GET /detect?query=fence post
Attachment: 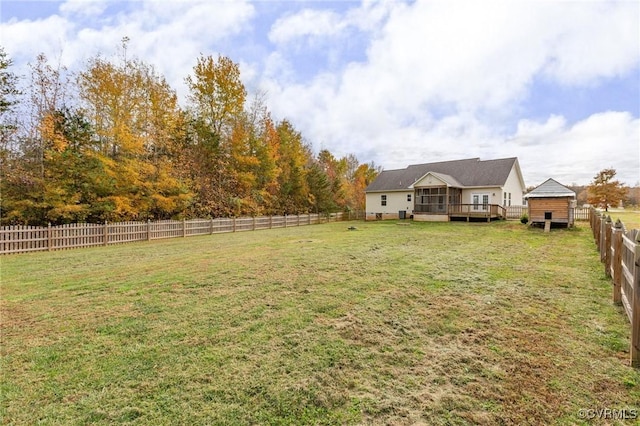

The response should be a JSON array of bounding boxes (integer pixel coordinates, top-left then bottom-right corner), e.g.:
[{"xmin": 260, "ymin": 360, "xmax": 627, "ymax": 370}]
[
  {"xmin": 632, "ymin": 233, "xmax": 640, "ymax": 368},
  {"xmin": 233, "ymin": 217, "xmax": 236, "ymax": 232},
  {"xmin": 253, "ymin": 216, "xmax": 256, "ymax": 231},
  {"xmin": 284, "ymin": 214, "xmax": 287, "ymax": 228},
  {"xmin": 612, "ymin": 220, "xmax": 623, "ymax": 304},
  {"xmin": 600, "ymin": 213, "xmax": 608, "ymax": 261},
  {"xmin": 103, "ymin": 221, "xmax": 108, "ymax": 246},
  {"xmin": 147, "ymin": 219, "xmax": 151, "ymax": 241},
  {"xmin": 47, "ymin": 223, "xmax": 52, "ymax": 252},
  {"xmin": 182, "ymin": 219, "xmax": 186, "ymax": 237},
  {"xmin": 269, "ymin": 215, "xmax": 273, "ymax": 229},
  {"xmin": 604, "ymin": 216, "xmax": 613, "ymax": 276},
  {"xmin": 210, "ymin": 218, "xmax": 214, "ymax": 235}
]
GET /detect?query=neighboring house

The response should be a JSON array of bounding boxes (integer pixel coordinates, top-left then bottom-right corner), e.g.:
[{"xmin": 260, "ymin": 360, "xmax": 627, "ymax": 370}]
[
  {"xmin": 524, "ymin": 178, "xmax": 577, "ymax": 227},
  {"xmin": 365, "ymin": 157, "xmax": 525, "ymax": 221}
]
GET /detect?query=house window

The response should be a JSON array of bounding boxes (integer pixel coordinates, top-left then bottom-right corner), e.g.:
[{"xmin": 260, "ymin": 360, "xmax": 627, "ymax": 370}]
[
  {"xmin": 381, "ymin": 195, "xmax": 387, "ymax": 206},
  {"xmin": 407, "ymin": 194, "xmax": 412, "ymax": 202},
  {"xmin": 508, "ymin": 193, "xmax": 512, "ymax": 206},
  {"xmin": 503, "ymin": 193, "xmax": 507, "ymax": 206}
]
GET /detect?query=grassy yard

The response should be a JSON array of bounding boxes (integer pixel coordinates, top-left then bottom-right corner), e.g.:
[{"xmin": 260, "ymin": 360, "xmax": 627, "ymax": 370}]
[
  {"xmin": 2, "ymin": 220, "xmax": 639, "ymax": 425},
  {"xmin": 602, "ymin": 209, "xmax": 640, "ymax": 230}
]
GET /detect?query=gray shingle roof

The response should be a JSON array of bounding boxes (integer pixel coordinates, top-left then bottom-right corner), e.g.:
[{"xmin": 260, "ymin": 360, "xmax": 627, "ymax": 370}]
[
  {"xmin": 524, "ymin": 178, "xmax": 576, "ymax": 198},
  {"xmin": 366, "ymin": 157, "xmax": 518, "ymax": 192}
]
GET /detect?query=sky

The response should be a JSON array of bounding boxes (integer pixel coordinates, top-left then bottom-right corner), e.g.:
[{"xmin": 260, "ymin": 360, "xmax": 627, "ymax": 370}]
[{"xmin": 1, "ymin": 0, "xmax": 639, "ymax": 186}]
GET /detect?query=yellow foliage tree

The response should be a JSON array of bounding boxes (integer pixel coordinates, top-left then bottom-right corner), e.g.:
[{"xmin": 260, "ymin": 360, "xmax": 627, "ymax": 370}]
[{"xmin": 78, "ymin": 47, "xmax": 190, "ymax": 221}]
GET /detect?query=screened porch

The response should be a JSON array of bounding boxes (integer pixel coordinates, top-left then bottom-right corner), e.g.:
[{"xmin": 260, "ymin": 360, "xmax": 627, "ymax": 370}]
[
  {"xmin": 413, "ymin": 187, "xmax": 461, "ymax": 214},
  {"xmin": 412, "ymin": 186, "xmax": 505, "ymax": 221}
]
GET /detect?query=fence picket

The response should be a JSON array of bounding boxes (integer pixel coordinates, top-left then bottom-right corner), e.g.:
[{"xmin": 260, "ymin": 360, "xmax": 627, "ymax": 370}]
[
  {"xmin": 590, "ymin": 207, "xmax": 639, "ymax": 368},
  {"xmin": 0, "ymin": 212, "xmax": 350, "ymax": 255}
]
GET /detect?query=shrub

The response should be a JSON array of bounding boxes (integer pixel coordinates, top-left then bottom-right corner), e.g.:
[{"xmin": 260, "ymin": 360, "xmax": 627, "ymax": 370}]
[{"xmin": 520, "ymin": 213, "xmax": 529, "ymax": 224}]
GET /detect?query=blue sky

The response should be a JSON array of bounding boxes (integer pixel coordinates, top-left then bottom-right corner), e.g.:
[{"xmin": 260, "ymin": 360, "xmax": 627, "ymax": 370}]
[{"xmin": 2, "ymin": 0, "xmax": 639, "ymax": 186}]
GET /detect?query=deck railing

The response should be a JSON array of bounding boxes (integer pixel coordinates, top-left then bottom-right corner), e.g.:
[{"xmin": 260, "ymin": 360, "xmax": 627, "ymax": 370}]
[
  {"xmin": 448, "ymin": 204, "xmax": 506, "ymax": 219},
  {"xmin": 413, "ymin": 204, "xmax": 506, "ymax": 218}
]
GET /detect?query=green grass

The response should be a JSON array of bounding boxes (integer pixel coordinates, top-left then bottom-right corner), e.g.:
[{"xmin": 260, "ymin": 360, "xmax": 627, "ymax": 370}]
[
  {"xmin": 602, "ymin": 209, "xmax": 640, "ymax": 230},
  {"xmin": 2, "ymin": 220, "xmax": 639, "ymax": 425}
]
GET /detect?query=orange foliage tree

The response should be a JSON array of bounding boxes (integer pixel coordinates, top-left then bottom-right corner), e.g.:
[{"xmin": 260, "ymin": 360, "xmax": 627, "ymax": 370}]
[{"xmin": 587, "ymin": 168, "xmax": 628, "ymax": 211}]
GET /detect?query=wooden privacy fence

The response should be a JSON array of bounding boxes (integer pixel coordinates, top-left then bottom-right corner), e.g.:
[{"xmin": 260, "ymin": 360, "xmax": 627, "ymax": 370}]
[
  {"xmin": 590, "ymin": 208, "xmax": 640, "ymax": 367},
  {"xmin": 0, "ymin": 213, "xmax": 348, "ymax": 255}
]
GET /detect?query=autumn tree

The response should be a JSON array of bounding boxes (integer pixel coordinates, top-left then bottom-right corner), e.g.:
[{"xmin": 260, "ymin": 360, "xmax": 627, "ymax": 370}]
[
  {"xmin": 0, "ymin": 47, "xmax": 24, "ymax": 224},
  {"xmin": 627, "ymin": 185, "xmax": 640, "ymax": 207},
  {"xmin": 225, "ymin": 95, "xmax": 284, "ymax": 216},
  {"xmin": 1, "ymin": 53, "xmax": 76, "ymax": 224},
  {"xmin": 0, "ymin": 47, "xmax": 20, "ymax": 148},
  {"xmin": 253, "ymin": 111, "xmax": 282, "ymax": 214},
  {"xmin": 587, "ymin": 168, "xmax": 628, "ymax": 211},
  {"xmin": 78, "ymin": 44, "xmax": 190, "ymax": 221},
  {"xmin": 36, "ymin": 108, "xmax": 106, "ymax": 223},
  {"xmin": 2, "ymin": 48, "xmax": 375, "ymax": 223},
  {"xmin": 184, "ymin": 54, "xmax": 248, "ymax": 217},
  {"xmin": 27, "ymin": 53, "xmax": 70, "ymax": 178},
  {"xmin": 276, "ymin": 119, "xmax": 311, "ymax": 213},
  {"xmin": 350, "ymin": 162, "xmax": 381, "ymax": 210},
  {"xmin": 306, "ymin": 160, "xmax": 333, "ymax": 213},
  {"xmin": 185, "ymin": 54, "xmax": 246, "ymax": 137}
]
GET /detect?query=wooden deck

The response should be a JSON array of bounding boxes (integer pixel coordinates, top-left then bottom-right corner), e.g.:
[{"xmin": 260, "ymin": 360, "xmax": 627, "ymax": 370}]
[
  {"xmin": 448, "ymin": 204, "xmax": 506, "ymax": 221},
  {"xmin": 413, "ymin": 204, "xmax": 506, "ymax": 222}
]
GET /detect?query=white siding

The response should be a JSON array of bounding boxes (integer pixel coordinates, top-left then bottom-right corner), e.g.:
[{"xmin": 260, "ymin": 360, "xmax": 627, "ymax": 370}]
[
  {"xmin": 365, "ymin": 191, "xmax": 412, "ymax": 220},
  {"xmin": 461, "ymin": 187, "xmax": 501, "ymax": 205},
  {"xmin": 501, "ymin": 164, "xmax": 525, "ymax": 205}
]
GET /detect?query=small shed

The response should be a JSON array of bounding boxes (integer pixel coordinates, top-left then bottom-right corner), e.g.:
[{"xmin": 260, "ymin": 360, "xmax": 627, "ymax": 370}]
[{"xmin": 524, "ymin": 178, "xmax": 577, "ymax": 228}]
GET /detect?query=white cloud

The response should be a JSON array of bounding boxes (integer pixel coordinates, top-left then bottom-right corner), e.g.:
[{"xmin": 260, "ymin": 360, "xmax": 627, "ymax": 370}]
[
  {"xmin": 1, "ymin": 0, "xmax": 256, "ymax": 101},
  {"xmin": 1, "ymin": 0, "xmax": 638, "ymax": 188},
  {"xmin": 1, "ymin": 15, "xmax": 72, "ymax": 66},
  {"xmin": 261, "ymin": 0, "xmax": 639, "ymax": 186},
  {"xmin": 268, "ymin": 1, "xmax": 391, "ymax": 46},
  {"xmin": 542, "ymin": 2, "xmax": 640, "ymax": 85},
  {"xmin": 59, "ymin": 0, "xmax": 109, "ymax": 18},
  {"xmin": 269, "ymin": 9, "xmax": 345, "ymax": 45},
  {"xmin": 507, "ymin": 112, "xmax": 639, "ymax": 186},
  {"xmin": 510, "ymin": 115, "xmax": 568, "ymax": 147}
]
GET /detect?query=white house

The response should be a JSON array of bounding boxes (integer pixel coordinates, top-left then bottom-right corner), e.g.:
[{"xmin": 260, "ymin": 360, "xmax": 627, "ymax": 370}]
[{"xmin": 365, "ymin": 157, "xmax": 526, "ymax": 221}]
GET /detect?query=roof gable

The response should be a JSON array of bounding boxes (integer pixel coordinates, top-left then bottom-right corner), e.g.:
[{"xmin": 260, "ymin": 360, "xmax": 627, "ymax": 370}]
[
  {"xmin": 411, "ymin": 172, "xmax": 462, "ymax": 188},
  {"xmin": 524, "ymin": 178, "xmax": 576, "ymax": 198},
  {"xmin": 366, "ymin": 157, "xmax": 518, "ymax": 192}
]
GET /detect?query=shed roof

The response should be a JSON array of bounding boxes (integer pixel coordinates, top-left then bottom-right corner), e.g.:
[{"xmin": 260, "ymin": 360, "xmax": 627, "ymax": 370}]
[
  {"xmin": 524, "ymin": 178, "xmax": 576, "ymax": 199},
  {"xmin": 366, "ymin": 157, "xmax": 518, "ymax": 192}
]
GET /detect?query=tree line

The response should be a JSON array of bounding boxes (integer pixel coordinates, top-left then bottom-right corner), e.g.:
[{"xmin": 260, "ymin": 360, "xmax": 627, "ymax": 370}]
[{"xmin": 0, "ymin": 43, "xmax": 380, "ymax": 226}]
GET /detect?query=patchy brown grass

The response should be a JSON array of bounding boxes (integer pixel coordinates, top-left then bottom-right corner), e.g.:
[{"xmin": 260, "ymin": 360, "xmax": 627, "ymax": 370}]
[{"xmin": 1, "ymin": 220, "xmax": 638, "ymax": 425}]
